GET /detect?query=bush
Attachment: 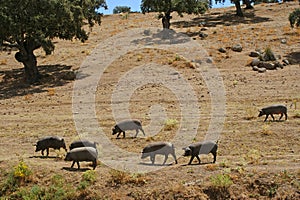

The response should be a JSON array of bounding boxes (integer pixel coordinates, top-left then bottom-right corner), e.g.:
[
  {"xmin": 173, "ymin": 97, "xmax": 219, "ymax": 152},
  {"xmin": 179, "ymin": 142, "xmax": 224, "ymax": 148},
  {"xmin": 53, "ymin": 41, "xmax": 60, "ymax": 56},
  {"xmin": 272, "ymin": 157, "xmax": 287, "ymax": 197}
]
[
  {"xmin": 0, "ymin": 160, "xmax": 32, "ymax": 195},
  {"xmin": 289, "ymin": 8, "xmax": 300, "ymax": 28},
  {"xmin": 164, "ymin": 119, "xmax": 178, "ymax": 131},
  {"xmin": 210, "ymin": 174, "xmax": 233, "ymax": 188}
]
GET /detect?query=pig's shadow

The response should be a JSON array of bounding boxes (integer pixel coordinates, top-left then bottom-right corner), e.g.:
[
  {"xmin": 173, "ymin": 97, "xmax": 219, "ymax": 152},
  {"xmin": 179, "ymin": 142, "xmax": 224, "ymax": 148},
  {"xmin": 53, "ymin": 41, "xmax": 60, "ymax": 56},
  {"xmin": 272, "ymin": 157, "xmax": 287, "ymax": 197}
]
[
  {"xmin": 29, "ymin": 155, "xmax": 59, "ymax": 159},
  {"xmin": 181, "ymin": 162, "xmax": 214, "ymax": 166},
  {"xmin": 62, "ymin": 167, "xmax": 91, "ymax": 172},
  {"xmin": 261, "ymin": 119, "xmax": 286, "ymax": 123},
  {"xmin": 139, "ymin": 162, "xmax": 175, "ymax": 166}
]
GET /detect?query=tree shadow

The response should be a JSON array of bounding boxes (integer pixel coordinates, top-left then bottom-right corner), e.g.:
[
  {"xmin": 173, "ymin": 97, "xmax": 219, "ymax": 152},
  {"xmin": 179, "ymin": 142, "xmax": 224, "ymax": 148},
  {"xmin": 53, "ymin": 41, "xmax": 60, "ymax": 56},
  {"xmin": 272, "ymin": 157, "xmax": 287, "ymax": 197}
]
[
  {"xmin": 131, "ymin": 28, "xmax": 191, "ymax": 46},
  {"xmin": 172, "ymin": 9, "xmax": 271, "ymax": 29},
  {"xmin": 0, "ymin": 64, "xmax": 76, "ymax": 100}
]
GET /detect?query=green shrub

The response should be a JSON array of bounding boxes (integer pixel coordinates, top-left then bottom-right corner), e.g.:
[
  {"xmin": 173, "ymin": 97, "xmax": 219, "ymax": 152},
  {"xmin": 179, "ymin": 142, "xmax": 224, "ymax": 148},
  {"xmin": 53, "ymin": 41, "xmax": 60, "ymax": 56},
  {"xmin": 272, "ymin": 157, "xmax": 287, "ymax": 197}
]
[
  {"xmin": 0, "ymin": 160, "xmax": 32, "ymax": 195},
  {"xmin": 261, "ymin": 46, "xmax": 276, "ymax": 61},
  {"xmin": 210, "ymin": 174, "xmax": 233, "ymax": 188},
  {"xmin": 164, "ymin": 119, "xmax": 178, "ymax": 131},
  {"xmin": 77, "ymin": 170, "xmax": 97, "ymax": 191}
]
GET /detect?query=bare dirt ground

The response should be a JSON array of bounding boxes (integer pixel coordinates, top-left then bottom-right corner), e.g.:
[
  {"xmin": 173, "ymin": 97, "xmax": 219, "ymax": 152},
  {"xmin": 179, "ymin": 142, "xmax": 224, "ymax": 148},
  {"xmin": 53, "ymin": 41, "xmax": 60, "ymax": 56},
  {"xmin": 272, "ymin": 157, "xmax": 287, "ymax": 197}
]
[{"xmin": 0, "ymin": 2, "xmax": 300, "ymax": 199}]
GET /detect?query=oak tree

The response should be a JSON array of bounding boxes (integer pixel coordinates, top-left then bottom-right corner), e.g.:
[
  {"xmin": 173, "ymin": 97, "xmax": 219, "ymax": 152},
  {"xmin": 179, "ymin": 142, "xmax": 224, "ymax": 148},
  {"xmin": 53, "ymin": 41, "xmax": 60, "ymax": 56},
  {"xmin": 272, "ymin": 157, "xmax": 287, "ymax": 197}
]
[
  {"xmin": 141, "ymin": 0, "xmax": 208, "ymax": 29},
  {"xmin": 0, "ymin": 0, "xmax": 107, "ymax": 83}
]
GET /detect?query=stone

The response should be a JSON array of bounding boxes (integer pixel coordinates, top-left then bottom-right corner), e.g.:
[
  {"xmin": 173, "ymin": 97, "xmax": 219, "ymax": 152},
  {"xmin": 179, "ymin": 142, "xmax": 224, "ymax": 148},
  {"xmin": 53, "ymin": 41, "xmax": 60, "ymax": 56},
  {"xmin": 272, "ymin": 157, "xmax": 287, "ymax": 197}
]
[
  {"xmin": 200, "ymin": 27, "xmax": 208, "ymax": 31},
  {"xmin": 252, "ymin": 66, "xmax": 259, "ymax": 71},
  {"xmin": 251, "ymin": 58, "xmax": 261, "ymax": 66},
  {"xmin": 249, "ymin": 51, "xmax": 260, "ymax": 57},
  {"xmin": 259, "ymin": 62, "xmax": 276, "ymax": 70},
  {"xmin": 258, "ymin": 67, "xmax": 266, "ymax": 73},
  {"xmin": 218, "ymin": 47, "xmax": 226, "ymax": 53},
  {"xmin": 282, "ymin": 59, "xmax": 290, "ymax": 65},
  {"xmin": 232, "ymin": 44, "xmax": 243, "ymax": 52},
  {"xmin": 199, "ymin": 32, "xmax": 208, "ymax": 38},
  {"xmin": 274, "ymin": 61, "xmax": 283, "ymax": 69},
  {"xmin": 281, "ymin": 39, "xmax": 287, "ymax": 44}
]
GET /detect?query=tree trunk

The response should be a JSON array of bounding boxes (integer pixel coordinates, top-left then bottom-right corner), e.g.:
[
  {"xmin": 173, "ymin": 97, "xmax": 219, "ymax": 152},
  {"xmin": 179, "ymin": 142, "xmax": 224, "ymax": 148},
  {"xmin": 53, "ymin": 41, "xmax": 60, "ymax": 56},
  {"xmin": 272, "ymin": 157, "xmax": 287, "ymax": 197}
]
[
  {"xmin": 162, "ymin": 12, "xmax": 172, "ymax": 29},
  {"xmin": 15, "ymin": 50, "xmax": 39, "ymax": 84},
  {"xmin": 234, "ymin": 0, "xmax": 244, "ymax": 17},
  {"xmin": 243, "ymin": 0, "xmax": 254, "ymax": 9}
]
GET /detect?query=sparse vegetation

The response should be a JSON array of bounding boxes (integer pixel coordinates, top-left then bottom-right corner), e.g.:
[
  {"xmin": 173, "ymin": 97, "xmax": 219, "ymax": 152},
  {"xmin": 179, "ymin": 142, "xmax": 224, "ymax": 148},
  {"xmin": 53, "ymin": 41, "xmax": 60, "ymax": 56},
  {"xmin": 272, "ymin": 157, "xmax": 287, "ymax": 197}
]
[
  {"xmin": 108, "ymin": 169, "xmax": 148, "ymax": 187},
  {"xmin": 0, "ymin": 160, "xmax": 32, "ymax": 196},
  {"xmin": 261, "ymin": 124, "xmax": 273, "ymax": 135},
  {"xmin": 163, "ymin": 118, "xmax": 178, "ymax": 131},
  {"xmin": 210, "ymin": 174, "xmax": 233, "ymax": 188}
]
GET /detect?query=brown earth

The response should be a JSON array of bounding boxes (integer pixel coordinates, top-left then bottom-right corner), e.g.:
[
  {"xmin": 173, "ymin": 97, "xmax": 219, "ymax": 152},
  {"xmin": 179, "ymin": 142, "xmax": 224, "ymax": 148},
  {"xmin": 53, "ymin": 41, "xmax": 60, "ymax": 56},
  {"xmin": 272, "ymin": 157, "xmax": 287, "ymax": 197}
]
[{"xmin": 0, "ymin": 2, "xmax": 300, "ymax": 199}]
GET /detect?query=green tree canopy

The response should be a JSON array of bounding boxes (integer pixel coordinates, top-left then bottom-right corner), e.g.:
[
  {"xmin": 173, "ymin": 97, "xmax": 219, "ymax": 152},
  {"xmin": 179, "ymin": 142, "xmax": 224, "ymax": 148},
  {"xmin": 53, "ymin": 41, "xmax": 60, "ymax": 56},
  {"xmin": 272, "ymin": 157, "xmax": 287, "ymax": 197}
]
[
  {"xmin": 0, "ymin": 0, "xmax": 107, "ymax": 84},
  {"xmin": 113, "ymin": 6, "xmax": 131, "ymax": 14},
  {"xmin": 289, "ymin": 8, "xmax": 300, "ymax": 28},
  {"xmin": 141, "ymin": 0, "xmax": 209, "ymax": 29}
]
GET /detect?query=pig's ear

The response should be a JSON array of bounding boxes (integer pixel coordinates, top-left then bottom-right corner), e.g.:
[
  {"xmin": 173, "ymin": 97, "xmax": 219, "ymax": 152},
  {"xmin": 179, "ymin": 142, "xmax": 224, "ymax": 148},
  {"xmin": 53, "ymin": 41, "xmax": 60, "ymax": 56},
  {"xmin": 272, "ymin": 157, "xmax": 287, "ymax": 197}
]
[{"xmin": 183, "ymin": 147, "xmax": 190, "ymax": 151}]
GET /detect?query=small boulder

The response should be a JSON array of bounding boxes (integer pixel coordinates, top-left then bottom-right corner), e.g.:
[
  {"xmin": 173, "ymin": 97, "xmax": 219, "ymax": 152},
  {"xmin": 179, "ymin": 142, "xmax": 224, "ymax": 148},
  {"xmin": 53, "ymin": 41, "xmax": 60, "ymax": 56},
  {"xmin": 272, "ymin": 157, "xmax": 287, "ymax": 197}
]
[
  {"xmin": 251, "ymin": 58, "xmax": 261, "ymax": 66},
  {"xmin": 259, "ymin": 62, "xmax": 276, "ymax": 70},
  {"xmin": 258, "ymin": 67, "xmax": 267, "ymax": 73},
  {"xmin": 249, "ymin": 51, "xmax": 260, "ymax": 57},
  {"xmin": 281, "ymin": 39, "xmax": 287, "ymax": 44},
  {"xmin": 199, "ymin": 32, "xmax": 208, "ymax": 39},
  {"xmin": 252, "ymin": 66, "xmax": 259, "ymax": 71},
  {"xmin": 274, "ymin": 61, "xmax": 283, "ymax": 69},
  {"xmin": 218, "ymin": 47, "xmax": 226, "ymax": 53},
  {"xmin": 232, "ymin": 44, "xmax": 243, "ymax": 52},
  {"xmin": 282, "ymin": 59, "xmax": 290, "ymax": 65}
]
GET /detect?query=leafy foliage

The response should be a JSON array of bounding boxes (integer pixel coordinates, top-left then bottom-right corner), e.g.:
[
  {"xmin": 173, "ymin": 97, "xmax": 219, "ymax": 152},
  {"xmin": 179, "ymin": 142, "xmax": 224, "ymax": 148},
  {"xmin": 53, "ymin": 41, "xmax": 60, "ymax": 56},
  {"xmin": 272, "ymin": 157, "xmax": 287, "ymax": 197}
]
[
  {"xmin": 141, "ymin": 0, "xmax": 208, "ymax": 16},
  {"xmin": 141, "ymin": 0, "xmax": 208, "ymax": 28},
  {"xmin": 0, "ymin": 0, "xmax": 107, "ymax": 53},
  {"xmin": 0, "ymin": 161, "xmax": 32, "ymax": 196},
  {"xmin": 113, "ymin": 6, "xmax": 131, "ymax": 14},
  {"xmin": 0, "ymin": 0, "xmax": 107, "ymax": 83},
  {"xmin": 210, "ymin": 174, "xmax": 233, "ymax": 188},
  {"xmin": 289, "ymin": 8, "xmax": 300, "ymax": 28}
]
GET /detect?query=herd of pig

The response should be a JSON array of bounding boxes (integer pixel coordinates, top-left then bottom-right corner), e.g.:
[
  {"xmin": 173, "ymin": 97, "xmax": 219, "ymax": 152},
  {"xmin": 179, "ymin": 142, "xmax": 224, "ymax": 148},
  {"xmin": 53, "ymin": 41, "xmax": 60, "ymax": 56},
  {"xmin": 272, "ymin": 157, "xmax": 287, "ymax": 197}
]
[{"xmin": 34, "ymin": 104, "xmax": 288, "ymax": 170}]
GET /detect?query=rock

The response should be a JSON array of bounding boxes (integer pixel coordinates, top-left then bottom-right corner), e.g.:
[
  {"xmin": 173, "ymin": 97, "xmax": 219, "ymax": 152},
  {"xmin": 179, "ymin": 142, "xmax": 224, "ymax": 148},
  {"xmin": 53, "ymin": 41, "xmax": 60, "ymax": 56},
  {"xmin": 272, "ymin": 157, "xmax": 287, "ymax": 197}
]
[
  {"xmin": 218, "ymin": 47, "xmax": 226, "ymax": 53},
  {"xmin": 258, "ymin": 67, "xmax": 266, "ymax": 73},
  {"xmin": 199, "ymin": 32, "xmax": 208, "ymax": 38},
  {"xmin": 249, "ymin": 51, "xmax": 260, "ymax": 57},
  {"xmin": 274, "ymin": 61, "xmax": 283, "ymax": 69},
  {"xmin": 206, "ymin": 58, "xmax": 213, "ymax": 63},
  {"xmin": 200, "ymin": 27, "xmax": 208, "ymax": 31},
  {"xmin": 281, "ymin": 39, "xmax": 287, "ymax": 44},
  {"xmin": 255, "ymin": 49, "xmax": 264, "ymax": 54},
  {"xmin": 282, "ymin": 59, "xmax": 289, "ymax": 65},
  {"xmin": 232, "ymin": 44, "xmax": 243, "ymax": 52},
  {"xmin": 252, "ymin": 66, "xmax": 259, "ymax": 71},
  {"xmin": 251, "ymin": 58, "xmax": 261, "ymax": 66},
  {"xmin": 259, "ymin": 62, "xmax": 276, "ymax": 70}
]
